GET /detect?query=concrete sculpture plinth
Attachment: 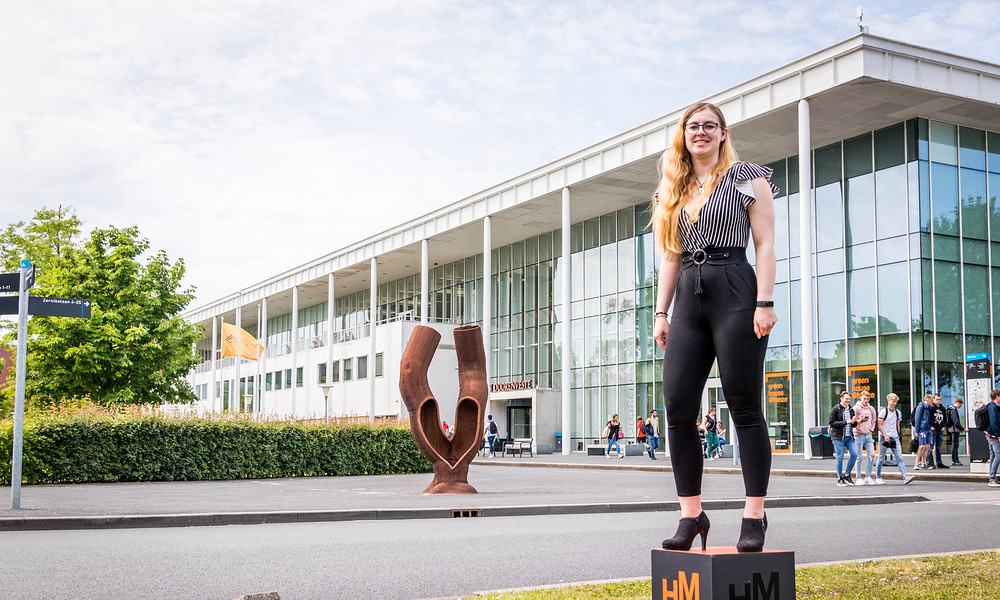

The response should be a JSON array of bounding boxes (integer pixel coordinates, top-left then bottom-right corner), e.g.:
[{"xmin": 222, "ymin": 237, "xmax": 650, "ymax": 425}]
[{"xmin": 399, "ymin": 325, "xmax": 488, "ymax": 494}]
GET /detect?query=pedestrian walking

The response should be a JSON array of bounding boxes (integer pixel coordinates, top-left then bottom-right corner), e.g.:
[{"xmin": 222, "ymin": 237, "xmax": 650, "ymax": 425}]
[
  {"xmin": 700, "ymin": 407, "xmax": 720, "ymax": 461},
  {"xmin": 652, "ymin": 101, "xmax": 778, "ymax": 553},
  {"xmin": 875, "ymin": 393, "xmax": 915, "ymax": 485},
  {"xmin": 913, "ymin": 394, "xmax": 934, "ymax": 469},
  {"xmin": 604, "ymin": 414, "xmax": 624, "ymax": 458},
  {"xmin": 853, "ymin": 390, "xmax": 878, "ymax": 484},
  {"xmin": 645, "ymin": 410, "xmax": 660, "ymax": 460},
  {"xmin": 830, "ymin": 391, "xmax": 860, "ymax": 486},
  {"xmin": 985, "ymin": 390, "xmax": 1000, "ymax": 487},
  {"xmin": 947, "ymin": 398, "xmax": 967, "ymax": 466},
  {"xmin": 637, "ymin": 416, "xmax": 648, "ymax": 449},
  {"xmin": 484, "ymin": 415, "xmax": 498, "ymax": 457}
]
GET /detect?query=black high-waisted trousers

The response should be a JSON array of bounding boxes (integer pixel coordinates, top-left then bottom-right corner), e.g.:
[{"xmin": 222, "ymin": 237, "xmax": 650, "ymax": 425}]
[{"xmin": 662, "ymin": 250, "xmax": 771, "ymax": 497}]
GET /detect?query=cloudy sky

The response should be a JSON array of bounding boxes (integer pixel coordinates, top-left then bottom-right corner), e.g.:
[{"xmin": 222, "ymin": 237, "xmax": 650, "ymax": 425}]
[{"xmin": 4, "ymin": 0, "xmax": 999, "ymax": 309}]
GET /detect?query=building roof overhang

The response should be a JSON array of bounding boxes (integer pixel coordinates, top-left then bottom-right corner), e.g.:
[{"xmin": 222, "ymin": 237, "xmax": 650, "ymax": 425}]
[{"xmin": 184, "ymin": 34, "xmax": 1000, "ymax": 328}]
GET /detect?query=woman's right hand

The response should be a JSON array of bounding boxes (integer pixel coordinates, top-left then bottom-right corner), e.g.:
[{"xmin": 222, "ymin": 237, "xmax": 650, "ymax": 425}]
[{"xmin": 653, "ymin": 316, "xmax": 669, "ymax": 350}]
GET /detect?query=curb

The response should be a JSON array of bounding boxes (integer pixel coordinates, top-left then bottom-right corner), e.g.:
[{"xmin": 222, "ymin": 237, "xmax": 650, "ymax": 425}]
[
  {"xmin": 0, "ymin": 494, "xmax": 928, "ymax": 532},
  {"xmin": 474, "ymin": 459, "xmax": 989, "ymax": 483}
]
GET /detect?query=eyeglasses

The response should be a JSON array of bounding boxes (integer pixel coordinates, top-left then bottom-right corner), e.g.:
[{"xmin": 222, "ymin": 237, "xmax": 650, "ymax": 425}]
[{"xmin": 685, "ymin": 122, "xmax": 721, "ymax": 134}]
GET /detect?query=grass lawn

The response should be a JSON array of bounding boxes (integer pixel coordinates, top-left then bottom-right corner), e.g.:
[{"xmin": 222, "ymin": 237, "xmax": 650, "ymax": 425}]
[{"xmin": 475, "ymin": 551, "xmax": 1000, "ymax": 600}]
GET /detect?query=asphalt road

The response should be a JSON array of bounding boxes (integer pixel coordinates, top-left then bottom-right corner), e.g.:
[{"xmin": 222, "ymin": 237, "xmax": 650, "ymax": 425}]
[{"xmin": 2, "ymin": 493, "xmax": 999, "ymax": 600}]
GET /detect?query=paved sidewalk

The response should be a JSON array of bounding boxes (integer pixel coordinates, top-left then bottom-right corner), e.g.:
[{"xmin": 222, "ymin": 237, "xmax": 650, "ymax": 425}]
[{"xmin": 1, "ymin": 452, "xmax": 993, "ymax": 531}]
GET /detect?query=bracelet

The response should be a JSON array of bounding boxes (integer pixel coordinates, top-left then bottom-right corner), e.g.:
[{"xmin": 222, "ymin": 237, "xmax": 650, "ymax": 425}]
[
  {"xmin": 654, "ymin": 311, "xmax": 668, "ymax": 319},
  {"xmin": 755, "ymin": 301, "xmax": 774, "ymax": 308}
]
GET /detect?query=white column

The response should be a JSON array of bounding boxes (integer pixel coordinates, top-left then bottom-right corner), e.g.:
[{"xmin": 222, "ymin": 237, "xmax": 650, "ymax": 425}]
[
  {"xmin": 261, "ymin": 298, "xmax": 268, "ymax": 414},
  {"xmin": 482, "ymin": 216, "xmax": 492, "ymax": 376},
  {"xmin": 561, "ymin": 187, "xmax": 572, "ymax": 455},
  {"xmin": 211, "ymin": 316, "xmax": 218, "ymax": 412},
  {"xmin": 421, "ymin": 239, "xmax": 429, "ymax": 325},
  {"xmin": 369, "ymin": 257, "xmax": 378, "ymax": 423},
  {"xmin": 327, "ymin": 273, "xmax": 335, "ymax": 419},
  {"xmin": 255, "ymin": 304, "xmax": 262, "ymax": 414},
  {"xmin": 235, "ymin": 302, "xmax": 242, "ymax": 412},
  {"xmin": 799, "ymin": 99, "xmax": 816, "ymax": 459},
  {"xmin": 291, "ymin": 286, "xmax": 299, "ymax": 418}
]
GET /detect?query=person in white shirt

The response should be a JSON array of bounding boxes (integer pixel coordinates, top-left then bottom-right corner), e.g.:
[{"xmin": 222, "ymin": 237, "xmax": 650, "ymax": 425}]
[{"xmin": 875, "ymin": 393, "xmax": 915, "ymax": 485}]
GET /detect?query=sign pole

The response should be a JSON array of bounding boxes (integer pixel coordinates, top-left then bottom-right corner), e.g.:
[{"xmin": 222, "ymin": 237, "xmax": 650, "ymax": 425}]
[{"xmin": 11, "ymin": 261, "xmax": 30, "ymax": 509}]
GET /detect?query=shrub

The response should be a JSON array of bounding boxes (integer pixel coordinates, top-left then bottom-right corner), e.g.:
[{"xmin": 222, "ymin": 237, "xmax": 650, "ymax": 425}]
[{"xmin": 0, "ymin": 404, "xmax": 431, "ymax": 485}]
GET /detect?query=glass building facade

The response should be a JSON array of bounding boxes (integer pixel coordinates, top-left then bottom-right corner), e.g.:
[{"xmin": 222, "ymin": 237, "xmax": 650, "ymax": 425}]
[{"xmin": 220, "ymin": 117, "xmax": 1000, "ymax": 452}]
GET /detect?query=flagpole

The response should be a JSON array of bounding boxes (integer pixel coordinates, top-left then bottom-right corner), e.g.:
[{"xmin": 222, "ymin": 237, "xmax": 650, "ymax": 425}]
[
  {"xmin": 211, "ymin": 316, "xmax": 218, "ymax": 413},
  {"xmin": 236, "ymin": 295, "xmax": 242, "ymax": 412}
]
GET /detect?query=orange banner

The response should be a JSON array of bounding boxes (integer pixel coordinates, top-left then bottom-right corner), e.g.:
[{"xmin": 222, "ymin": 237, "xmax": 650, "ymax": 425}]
[{"xmin": 220, "ymin": 323, "xmax": 264, "ymax": 361}]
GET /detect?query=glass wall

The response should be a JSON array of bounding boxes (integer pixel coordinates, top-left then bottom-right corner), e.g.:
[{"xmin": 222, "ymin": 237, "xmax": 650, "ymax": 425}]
[{"xmin": 763, "ymin": 118, "xmax": 1000, "ymax": 453}]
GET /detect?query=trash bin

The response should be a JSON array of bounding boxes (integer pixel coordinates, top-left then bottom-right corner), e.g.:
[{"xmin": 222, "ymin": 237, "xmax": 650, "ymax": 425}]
[
  {"xmin": 970, "ymin": 429, "xmax": 989, "ymax": 462},
  {"xmin": 554, "ymin": 432, "xmax": 562, "ymax": 453},
  {"xmin": 808, "ymin": 426, "xmax": 834, "ymax": 459}
]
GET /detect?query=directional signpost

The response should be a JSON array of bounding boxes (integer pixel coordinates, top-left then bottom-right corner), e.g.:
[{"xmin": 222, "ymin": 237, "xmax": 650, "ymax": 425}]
[{"xmin": 4, "ymin": 260, "xmax": 92, "ymax": 509}]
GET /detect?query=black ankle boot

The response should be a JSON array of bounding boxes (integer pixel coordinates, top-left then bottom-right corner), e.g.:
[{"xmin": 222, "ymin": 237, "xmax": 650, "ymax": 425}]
[
  {"xmin": 662, "ymin": 511, "xmax": 711, "ymax": 551},
  {"xmin": 736, "ymin": 512, "xmax": 767, "ymax": 553}
]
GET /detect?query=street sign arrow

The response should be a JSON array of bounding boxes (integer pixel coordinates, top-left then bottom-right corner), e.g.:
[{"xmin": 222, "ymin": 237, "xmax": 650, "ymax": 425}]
[{"xmin": 0, "ymin": 296, "xmax": 92, "ymax": 318}]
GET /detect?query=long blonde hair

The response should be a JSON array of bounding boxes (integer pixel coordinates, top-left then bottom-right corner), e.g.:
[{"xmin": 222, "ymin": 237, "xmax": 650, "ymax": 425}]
[{"xmin": 651, "ymin": 102, "xmax": 739, "ymax": 254}]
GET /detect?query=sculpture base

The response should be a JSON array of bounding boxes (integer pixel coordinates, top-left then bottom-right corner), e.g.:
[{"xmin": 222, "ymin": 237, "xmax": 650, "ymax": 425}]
[{"xmin": 651, "ymin": 547, "xmax": 794, "ymax": 600}]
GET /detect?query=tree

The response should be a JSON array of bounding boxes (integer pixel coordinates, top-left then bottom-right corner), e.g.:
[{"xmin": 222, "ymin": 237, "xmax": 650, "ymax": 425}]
[
  {"xmin": 0, "ymin": 205, "xmax": 81, "ymax": 277},
  {"xmin": 2, "ymin": 217, "xmax": 201, "ymax": 409}
]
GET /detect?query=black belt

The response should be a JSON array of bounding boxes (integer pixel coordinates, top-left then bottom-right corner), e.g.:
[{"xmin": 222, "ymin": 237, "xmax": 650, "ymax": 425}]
[{"xmin": 680, "ymin": 247, "xmax": 747, "ymax": 294}]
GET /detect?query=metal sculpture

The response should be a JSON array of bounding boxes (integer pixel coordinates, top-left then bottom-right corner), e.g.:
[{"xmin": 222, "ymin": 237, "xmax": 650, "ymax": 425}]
[{"xmin": 399, "ymin": 324, "xmax": 488, "ymax": 494}]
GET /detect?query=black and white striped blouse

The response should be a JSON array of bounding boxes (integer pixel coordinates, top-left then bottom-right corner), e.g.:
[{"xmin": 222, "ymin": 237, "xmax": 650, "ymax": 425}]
[{"xmin": 678, "ymin": 162, "xmax": 779, "ymax": 252}]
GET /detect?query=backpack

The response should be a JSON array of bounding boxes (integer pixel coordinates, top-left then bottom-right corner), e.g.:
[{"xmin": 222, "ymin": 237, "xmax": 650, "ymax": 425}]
[
  {"xmin": 489, "ymin": 421, "xmax": 498, "ymax": 435},
  {"xmin": 974, "ymin": 403, "xmax": 991, "ymax": 431},
  {"xmin": 643, "ymin": 421, "xmax": 655, "ymax": 436}
]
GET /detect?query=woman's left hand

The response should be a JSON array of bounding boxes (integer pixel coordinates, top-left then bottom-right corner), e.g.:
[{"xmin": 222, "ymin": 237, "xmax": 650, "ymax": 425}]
[{"xmin": 753, "ymin": 306, "xmax": 777, "ymax": 339}]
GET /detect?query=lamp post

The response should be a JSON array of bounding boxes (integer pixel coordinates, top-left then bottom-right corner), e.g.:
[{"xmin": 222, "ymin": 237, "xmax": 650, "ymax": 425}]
[{"xmin": 320, "ymin": 383, "xmax": 333, "ymax": 422}]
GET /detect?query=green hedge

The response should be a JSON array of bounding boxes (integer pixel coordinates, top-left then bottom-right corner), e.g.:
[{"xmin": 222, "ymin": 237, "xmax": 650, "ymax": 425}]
[{"xmin": 0, "ymin": 416, "xmax": 432, "ymax": 485}]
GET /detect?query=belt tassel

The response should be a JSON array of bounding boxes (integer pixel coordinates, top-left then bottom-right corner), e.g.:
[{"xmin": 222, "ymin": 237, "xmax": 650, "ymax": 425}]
[{"xmin": 694, "ymin": 265, "xmax": 705, "ymax": 294}]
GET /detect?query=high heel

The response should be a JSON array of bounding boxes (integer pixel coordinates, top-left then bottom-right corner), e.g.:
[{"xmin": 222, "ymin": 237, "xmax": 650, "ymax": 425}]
[
  {"xmin": 736, "ymin": 512, "xmax": 767, "ymax": 553},
  {"xmin": 662, "ymin": 511, "xmax": 710, "ymax": 551}
]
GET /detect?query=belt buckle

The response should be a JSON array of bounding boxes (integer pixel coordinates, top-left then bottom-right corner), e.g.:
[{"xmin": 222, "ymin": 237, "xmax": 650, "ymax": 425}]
[{"xmin": 692, "ymin": 249, "xmax": 707, "ymax": 265}]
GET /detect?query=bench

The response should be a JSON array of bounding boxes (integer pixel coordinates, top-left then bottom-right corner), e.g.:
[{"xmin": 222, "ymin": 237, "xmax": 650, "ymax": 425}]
[{"xmin": 503, "ymin": 438, "xmax": 533, "ymax": 457}]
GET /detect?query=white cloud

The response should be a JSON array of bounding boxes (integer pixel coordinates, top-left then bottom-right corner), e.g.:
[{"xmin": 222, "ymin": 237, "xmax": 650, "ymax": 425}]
[{"xmin": 1, "ymin": 0, "xmax": 995, "ymax": 306}]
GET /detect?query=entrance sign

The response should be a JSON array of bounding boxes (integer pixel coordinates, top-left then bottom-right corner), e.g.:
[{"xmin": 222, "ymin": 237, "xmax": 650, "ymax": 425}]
[
  {"xmin": 490, "ymin": 380, "xmax": 533, "ymax": 392},
  {"xmin": 848, "ymin": 365, "xmax": 878, "ymax": 402},
  {"xmin": 765, "ymin": 372, "xmax": 791, "ymax": 453}
]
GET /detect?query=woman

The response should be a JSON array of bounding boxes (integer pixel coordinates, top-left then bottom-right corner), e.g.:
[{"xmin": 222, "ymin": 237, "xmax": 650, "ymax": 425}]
[
  {"xmin": 652, "ymin": 102, "xmax": 777, "ymax": 552},
  {"xmin": 605, "ymin": 414, "xmax": 624, "ymax": 458},
  {"xmin": 700, "ymin": 407, "xmax": 720, "ymax": 461}
]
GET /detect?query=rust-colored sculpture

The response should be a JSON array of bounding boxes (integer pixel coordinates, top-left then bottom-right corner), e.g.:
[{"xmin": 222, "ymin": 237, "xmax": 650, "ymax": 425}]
[{"xmin": 399, "ymin": 325, "xmax": 488, "ymax": 494}]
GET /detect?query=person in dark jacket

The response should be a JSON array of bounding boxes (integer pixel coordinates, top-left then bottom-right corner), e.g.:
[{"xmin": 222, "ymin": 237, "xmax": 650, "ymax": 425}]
[
  {"xmin": 986, "ymin": 390, "xmax": 1000, "ymax": 487},
  {"xmin": 930, "ymin": 394, "xmax": 949, "ymax": 469},
  {"xmin": 913, "ymin": 394, "xmax": 934, "ymax": 469},
  {"xmin": 947, "ymin": 398, "xmax": 967, "ymax": 466},
  {"xmin": 829, "ymin": 391, "xmax": 860, "ymax": 486}
]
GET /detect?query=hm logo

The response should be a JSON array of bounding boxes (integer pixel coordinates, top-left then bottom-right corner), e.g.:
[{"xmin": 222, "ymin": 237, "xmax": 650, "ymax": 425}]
[
  {"xmin": 661, "ymin": 570, "xmax": 699, "ymax": 600},
  {"xmin": 729, "ymin": 571, "xmax": 780, "ymax": 600}
]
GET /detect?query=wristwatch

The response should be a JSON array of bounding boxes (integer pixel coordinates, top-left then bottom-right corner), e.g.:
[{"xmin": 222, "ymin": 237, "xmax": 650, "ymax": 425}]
[{"xmin": 755, "ymin": 300, "xmax": 774, "ymax": 308}]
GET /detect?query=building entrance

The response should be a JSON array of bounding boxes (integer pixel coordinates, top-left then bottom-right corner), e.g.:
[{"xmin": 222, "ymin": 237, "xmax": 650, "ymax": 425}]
[{"xmin": 508, "ymin": 404, "xmax": 532, "ymax": 439}]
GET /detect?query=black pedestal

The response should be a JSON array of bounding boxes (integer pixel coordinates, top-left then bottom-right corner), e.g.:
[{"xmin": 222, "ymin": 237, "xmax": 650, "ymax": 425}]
[{"xmin": 652, "ymin": 547, "xmax": 795, "ymax": 600}]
